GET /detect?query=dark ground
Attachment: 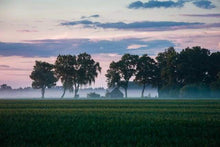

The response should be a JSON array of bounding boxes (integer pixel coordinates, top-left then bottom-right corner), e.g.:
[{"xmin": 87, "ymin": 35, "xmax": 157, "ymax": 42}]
[{"xmin": 0, "ymin": 99, "xmax": 219, "ymax": 146}]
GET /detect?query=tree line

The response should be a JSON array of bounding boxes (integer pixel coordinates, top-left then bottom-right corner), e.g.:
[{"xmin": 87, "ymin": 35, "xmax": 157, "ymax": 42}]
[
  {"xmin": 30, "ymin": 46, "xmax": 220, "ymax": 98},
  {"xmin": 30, "ymin": 53, "xmax": 101, "ymax": 98}
]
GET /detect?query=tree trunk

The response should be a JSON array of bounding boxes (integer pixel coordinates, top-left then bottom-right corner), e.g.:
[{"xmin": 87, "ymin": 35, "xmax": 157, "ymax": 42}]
[
  {"xmin": 41, "ymin": 87, "xmax": 45, "ymax": 98},
  {"xmin": 74, "ymin": 84, "xmax": 79, "ymax": 98},
  {"xmin": 141, "ymin": 84, "xmax": 146, "ymax": 98},
  {"xmin": 125, "ymin": 87, "xmax": 128, "ymax": 98},
  {"xmin": 61, "ymin": 88, "xmax": 66, "ymax": 98}
]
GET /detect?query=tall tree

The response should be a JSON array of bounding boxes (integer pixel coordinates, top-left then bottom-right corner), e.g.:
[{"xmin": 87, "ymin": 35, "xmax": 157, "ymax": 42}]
[
  {"xmin": 106, "ymin": 61, "xmax": 121, "ymax": 88},
  {"xmin": 55, "ymin": 55, "xmax": 76, "ymax": 98},
  {"xmin": 106, "ymin": 54, "xmax": 138, "ymax": 98},
  {"xmin": 30, "ymin": 61, "xmax": 57, "ymax": 98},
  {"xmin": 134, "ymin": 54, "xmax": 159, "ymax": 98},
  {"xmin": 177, "ymin": 46, "xmax": 210, "ymax": 85},
  {"xmin": 156, "ymin": 47, "xmax": 179, "ymax": 97},
  {"xmin": 73, "ymin": 53, "xmax": 101, "ymax": 98},
  {"xmin": 209, "ymin": 52, "xmax": 220, "ymax": 83}
]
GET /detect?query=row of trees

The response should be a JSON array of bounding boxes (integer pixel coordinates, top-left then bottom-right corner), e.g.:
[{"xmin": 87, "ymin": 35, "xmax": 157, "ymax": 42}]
[
  {"xmin": 30, "ymin": 46, "xmax": 220, "ymax": 98},
  {"xmin": 106, "ymin": 54, "xmax": 158, "ymax": 98},
  {"xmin": 30, "ymin": 53, "xmax": 101, "ymax": 98},
  {"xmin": 106, "ymin": 46, "xmax": 220, "ymax": 98}
]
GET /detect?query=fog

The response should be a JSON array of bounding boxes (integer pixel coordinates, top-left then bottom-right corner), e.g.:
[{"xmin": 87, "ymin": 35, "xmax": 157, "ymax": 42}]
[{"xmin": 0, "ymin": 88, "xmax": 158, "ymax": 99}]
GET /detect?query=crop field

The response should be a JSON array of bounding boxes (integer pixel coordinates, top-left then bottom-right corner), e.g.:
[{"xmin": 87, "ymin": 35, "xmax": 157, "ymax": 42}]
[{"xmin": 0, "ymin": 99, "xmax": 220, "ymax": 146}]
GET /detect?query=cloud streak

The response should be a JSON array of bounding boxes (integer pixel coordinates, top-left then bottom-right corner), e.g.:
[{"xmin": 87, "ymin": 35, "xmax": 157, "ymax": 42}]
[
  {"xmin": 61, "ymin": 20, "xmax": 220, "ymax": 31},
  {"xmin": 81, "ymin": 14, "xmax": 100, "ymax": 19},
  {"xmin": 0, "ymin": 39, "xmax": 175, "ymax": 57},
  {"xmin": 181, "ymin": 13, "xmax": 220, "ymax": 17},
  {"xmin": 128, "ymin": 0, "xmax": 216, "ymax": 9}
]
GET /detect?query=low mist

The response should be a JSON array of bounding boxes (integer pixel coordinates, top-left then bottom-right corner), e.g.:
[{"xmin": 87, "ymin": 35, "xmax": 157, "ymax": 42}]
[{"xmin": 0, "ymin": 87, "xmax": 158, "ymax": 99}]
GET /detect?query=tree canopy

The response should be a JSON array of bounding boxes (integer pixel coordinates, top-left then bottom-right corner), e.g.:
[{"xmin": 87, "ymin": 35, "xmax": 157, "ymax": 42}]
[
  {"xmin": 106, "ymin": 54, "xmax": 138, "ymax": 98},
  {"xmin": 30, "ymin": 61, "xmax": 57, "ymax": 98},
  {"xmin": 55, "ymin": 53, "xmax": 101, "ymax": 98},
  {"xmin": 135, "ymin": 54, "xmax": 159, "ymax": 98},
  {"xmin": 55, "ymin": 55, "xmax": 76, "ymax": 98}
]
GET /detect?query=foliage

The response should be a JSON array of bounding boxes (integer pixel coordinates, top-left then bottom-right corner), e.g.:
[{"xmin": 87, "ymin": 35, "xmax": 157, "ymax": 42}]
[
  {"xmin": 209, "ymin": 52, "xmax": 220, "ymax": 82},
  {"xmin": 156, "ymin": 46, "xmax": 220, "ymax": 98},
  {"xmin": 156, "ymin": 47, "xmax": 180, "ymax": 97},
  {"xmin": 134, "ymin": 54, "xmax": 159, "ymax": 98},
  {"xmin": 106, "ymin": 54, "xmax": 138, "ymax": 98},
  {"xmin": 28, "ymin": 48, "xmax": 220, "ymax": 98},
  {"xmin": 30, "ymin": 61, "xmax": 57, "ymax": 98},
  {"xmin": 177, "ymin": 46, "xmax": 210, "ymax": 85},
  {"xmin": 55, "ymin": 55, "xmax": 75, "ymax": 98},
  {"xmin": 55, "ymin": 53, "xmax": 101, "ymax": 98},
  {"xmin": 0, "ymin": 99, "xmax": 219, "ymax": 146}
]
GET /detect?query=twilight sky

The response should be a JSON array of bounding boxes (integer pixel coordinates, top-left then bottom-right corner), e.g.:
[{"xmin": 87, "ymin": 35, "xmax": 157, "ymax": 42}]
[{"xmin": 0, "ymin": 0, "xmax": 220, "ymax": 88}]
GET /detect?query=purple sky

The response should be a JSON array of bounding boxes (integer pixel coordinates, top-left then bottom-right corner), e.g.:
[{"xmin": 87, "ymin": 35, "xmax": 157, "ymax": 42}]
[{"xmin": 0, "ymin": 0, "xmax": 220, "ymax": 88}]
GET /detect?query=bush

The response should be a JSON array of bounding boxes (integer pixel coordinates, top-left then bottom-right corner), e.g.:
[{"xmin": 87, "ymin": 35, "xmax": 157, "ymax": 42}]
[{"xmin": 87, "ymin": 92, "xmax": 100, "ymax": 98}]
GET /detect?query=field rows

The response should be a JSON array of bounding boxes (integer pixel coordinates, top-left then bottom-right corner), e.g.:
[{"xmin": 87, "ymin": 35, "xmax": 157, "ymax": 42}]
[{"xmin": 0, "ymin": 99, "xmax": 220, "ymax": 146}]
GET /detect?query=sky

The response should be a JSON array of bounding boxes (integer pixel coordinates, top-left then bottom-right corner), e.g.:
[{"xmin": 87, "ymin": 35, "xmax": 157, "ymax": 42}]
[{"xmin": 0, "ymin": 0, "xmax": 220, "ymax": 88}]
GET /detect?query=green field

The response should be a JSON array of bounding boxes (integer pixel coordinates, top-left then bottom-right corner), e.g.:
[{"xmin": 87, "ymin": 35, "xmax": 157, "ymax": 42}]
[{"xmin": 0, "ymin": 99, "xmax": 220, "ymax": 146}]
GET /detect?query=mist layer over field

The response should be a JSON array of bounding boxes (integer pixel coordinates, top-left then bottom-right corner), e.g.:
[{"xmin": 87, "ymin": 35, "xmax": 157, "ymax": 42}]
[{"xmin": 0, "ymin": 88, "xmax": 158, "ymax": 99}]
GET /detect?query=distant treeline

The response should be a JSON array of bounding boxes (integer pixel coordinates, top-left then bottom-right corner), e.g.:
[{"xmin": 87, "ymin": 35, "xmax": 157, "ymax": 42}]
[
  {"xmin": 107, "ymin": 46, "xmax": 220, "ymax": 98},
  {"xmin": 29, "ymin": 46, "xmax": 220, "ymax": 98}
]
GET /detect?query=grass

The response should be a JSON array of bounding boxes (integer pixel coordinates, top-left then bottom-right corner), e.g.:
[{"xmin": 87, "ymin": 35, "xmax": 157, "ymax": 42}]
[{"xmin": 0, "ymin": 99, "xmax": 220, "ymax": 146}]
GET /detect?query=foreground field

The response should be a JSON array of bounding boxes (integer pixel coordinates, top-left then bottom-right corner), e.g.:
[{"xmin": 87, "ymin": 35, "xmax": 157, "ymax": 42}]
[{"xmin": 0, "ymin": 99, "xmax": 220, "ymax": 146}]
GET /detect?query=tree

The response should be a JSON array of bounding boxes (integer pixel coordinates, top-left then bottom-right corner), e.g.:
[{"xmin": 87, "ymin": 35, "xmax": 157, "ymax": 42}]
[
  {"xmin": 177, "ymin": 46, "xmax": 210, "ymax": 85},
  {"xmin": 106, "ymin": 54, "xmax": 138, "ymax": 98},
  {"xmin": 55, "ymin": 55, "xmax": 76, "ymax": 98},
  {"xmin": 30, "ymin": 61, "xmax": 57, "ymax": 98},
  {"xmin": 134, "ymin": 54, "xmax": 159, "ymax": 98},
  {"xmin": 156, "ymin": 47, "xmax": 180, "ymax": 97},
  {"xmin": 209, "ymin": 52, "xmax": 220, "ymax": 83},
  {"xmin": 106, "ymin": 61, "xmax": 121, "ymax": 88},
  {"xmin": 73, "ymin": 53, "xmax": 101, "ymax": 98}
]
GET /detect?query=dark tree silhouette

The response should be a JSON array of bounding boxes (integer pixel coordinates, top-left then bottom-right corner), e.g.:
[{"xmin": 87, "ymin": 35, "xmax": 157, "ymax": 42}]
[
  {"xmin": 106, "ymin": 61, "xmax": 122, "ymax": 89},
  {"xmin": 177, "ymin": 46, "xmax": 210, "ymax": 85},
  {"xmin": 156, "ymin": 47, "xmax": 179, "ymax": 97},
  {"xmin": 209, "ymin": 52, "xmax": 220, "ymax": 83},
  {"xmin": 55, "ymin": 55, "xmax": 76, "ymax": 98},
  {"xmin": 55, "ymin": 53, "xmax": 101, "ymax": 98},
  {"xmin": 30, "ymin": 61, "xmax": 57, "ymax": 98},
  {"xmin": 134, "ymin": 54, "xmax": 159, "ymax": 98},
  {"xmin": 106, "ymin": 54, "xmax": 138, "ymax": 98},
  {"xmin": 74, "ymin": 53, "xmax": 101, "ymax": 98}
]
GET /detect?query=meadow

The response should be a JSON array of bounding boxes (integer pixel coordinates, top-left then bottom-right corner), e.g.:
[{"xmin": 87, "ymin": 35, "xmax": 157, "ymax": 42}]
[{"xmin": 0, "ymin": 99, "xmax": 220, "ymax": 146}]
